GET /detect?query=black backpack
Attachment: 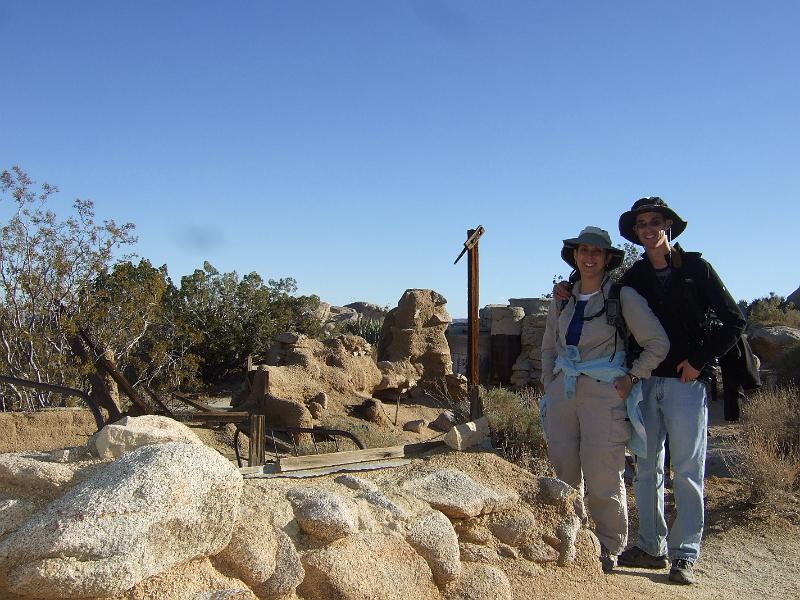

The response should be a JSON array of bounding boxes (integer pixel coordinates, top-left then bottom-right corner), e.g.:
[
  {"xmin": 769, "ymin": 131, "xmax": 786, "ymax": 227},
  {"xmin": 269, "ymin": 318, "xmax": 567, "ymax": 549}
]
[{"xmin": 719, "ymin": 334, "xmax": 762, "ymax": 391}]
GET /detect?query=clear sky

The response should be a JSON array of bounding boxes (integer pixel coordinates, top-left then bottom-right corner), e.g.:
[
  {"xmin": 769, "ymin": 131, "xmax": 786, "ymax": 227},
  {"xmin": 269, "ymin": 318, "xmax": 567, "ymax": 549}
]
[{"xmin": 2, "ymin": 1, "xmax": 797, "ymax": 317}]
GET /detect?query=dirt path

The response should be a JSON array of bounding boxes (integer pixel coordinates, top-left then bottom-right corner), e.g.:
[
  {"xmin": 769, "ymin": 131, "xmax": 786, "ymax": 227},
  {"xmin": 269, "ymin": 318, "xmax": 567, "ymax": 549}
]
[{"xmin": 605, "ymin": 400, "xmax": 800, "ymax": 600}]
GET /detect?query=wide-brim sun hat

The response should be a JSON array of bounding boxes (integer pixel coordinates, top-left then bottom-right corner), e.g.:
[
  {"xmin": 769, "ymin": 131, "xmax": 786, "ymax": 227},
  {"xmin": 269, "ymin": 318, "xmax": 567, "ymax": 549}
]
[
  {"xmin": 618, "ymin": 196, "xmax": 687, "ymax": 244},
  {"xmin": 561, "ymin": 226, "xmax": 625, "ymax": 271}
]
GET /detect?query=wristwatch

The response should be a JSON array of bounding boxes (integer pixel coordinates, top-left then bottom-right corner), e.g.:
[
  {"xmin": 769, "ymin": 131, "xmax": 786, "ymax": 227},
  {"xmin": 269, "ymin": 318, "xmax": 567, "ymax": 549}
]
[{"xmin": 628, "ymin": 373, "xmax": 640, "ymax": 384}]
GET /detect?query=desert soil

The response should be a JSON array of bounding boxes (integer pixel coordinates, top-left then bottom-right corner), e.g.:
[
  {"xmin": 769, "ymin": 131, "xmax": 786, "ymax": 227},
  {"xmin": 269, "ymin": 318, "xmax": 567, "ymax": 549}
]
[{"xmin": 602, "ymin": 399, "xmax": 800, "ymax": 600}]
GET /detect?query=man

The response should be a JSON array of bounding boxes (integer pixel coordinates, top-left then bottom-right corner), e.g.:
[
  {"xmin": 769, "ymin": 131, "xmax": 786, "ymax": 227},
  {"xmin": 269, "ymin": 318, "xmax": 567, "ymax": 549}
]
[{"xmin": 556, "ymin": 197, "xmax": 745, "ymax": 584}]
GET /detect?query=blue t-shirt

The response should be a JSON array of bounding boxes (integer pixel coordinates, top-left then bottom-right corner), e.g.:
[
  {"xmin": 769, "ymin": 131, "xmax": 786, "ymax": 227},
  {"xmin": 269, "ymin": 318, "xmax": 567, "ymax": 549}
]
[{"xmin": 565, "ymin": 292, "xmax": 599, "ymax": 346}]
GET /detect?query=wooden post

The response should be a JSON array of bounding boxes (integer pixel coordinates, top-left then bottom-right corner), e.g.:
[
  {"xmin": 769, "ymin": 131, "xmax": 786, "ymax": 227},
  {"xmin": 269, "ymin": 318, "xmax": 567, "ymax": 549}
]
[
  {"xmin": 248, "ymin": 414, "xmax": 266, "ymax": 466},
  {"xmin": 467, "ymin": 229, "xmax": 483, "ymax": 419},
  {"xmin": 248, "ymin": 368, "xmax": 268, "ymax": 466},
  {"xmin": 454, "ymin": 226, "xmax": 485, "ymax": 420}
]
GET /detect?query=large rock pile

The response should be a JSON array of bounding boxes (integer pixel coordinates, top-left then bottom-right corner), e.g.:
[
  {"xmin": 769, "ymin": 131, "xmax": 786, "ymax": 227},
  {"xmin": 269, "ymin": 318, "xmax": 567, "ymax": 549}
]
[
  {"xmin": 0, "ymin": 416, "xmax": 600, "ymax": 600},
  {"xmin": 236, "ymin": 333, "xmax": 382, "ymax": 412},
  {"xmin": 313, "ymin": 301, "xmax": 389, "ymax": 331}
]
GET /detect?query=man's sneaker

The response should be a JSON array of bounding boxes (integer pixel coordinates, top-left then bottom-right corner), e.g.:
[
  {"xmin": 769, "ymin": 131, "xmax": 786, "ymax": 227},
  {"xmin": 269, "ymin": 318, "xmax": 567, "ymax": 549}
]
[
  {"xmin": 617, "ymin": 546, "xmax": 669, "ymax": 569},
  {"xmin": 669, "ymin": 559, "xmax": 695, "ymax": 584},
  {"xmin": 600, "ymin": 546, "xmax": 618, "ymax": 573}
]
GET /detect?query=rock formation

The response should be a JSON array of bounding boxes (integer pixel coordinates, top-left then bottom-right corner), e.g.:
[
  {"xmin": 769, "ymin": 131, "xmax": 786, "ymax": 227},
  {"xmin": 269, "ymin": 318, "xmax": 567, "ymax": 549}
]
[
  {"xmin": 0, "ymin": 441, "xmax": 242, "ymax": 598},
  {"xmin": 344, "ymin": 301, "xmax": 389, "ymax": 322},
  {"xmin": 375, "ymin": 289, "xmax": 454, "ymax": 401},
  {"xmin": 0, "ymin": 417, "xmax": 601, "ymax": 599},
  {"xmin": 748, "ymin": 325, "xmax": 800, "ymax": 365},
  {"xmin": 236, "ymin": 334, "xmax": 382, "ymax": 411}
]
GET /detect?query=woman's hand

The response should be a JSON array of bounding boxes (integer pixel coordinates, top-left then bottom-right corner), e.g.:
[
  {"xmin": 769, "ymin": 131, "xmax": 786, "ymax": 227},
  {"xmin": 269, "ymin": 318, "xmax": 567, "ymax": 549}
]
[{"xmin": 613, "ymin": 375, "xmax": 634, "ymax": 400}]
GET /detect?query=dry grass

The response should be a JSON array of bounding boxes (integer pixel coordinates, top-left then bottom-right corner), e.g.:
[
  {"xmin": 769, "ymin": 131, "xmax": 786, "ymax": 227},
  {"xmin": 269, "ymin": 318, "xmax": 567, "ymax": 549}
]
[
  {"xmin": 728, "ymin": 384, "xmax": 800, "ymax": 502},
  {"xmin": 482, "ymin": 386, "xmax": 551, "ymax": 477}
]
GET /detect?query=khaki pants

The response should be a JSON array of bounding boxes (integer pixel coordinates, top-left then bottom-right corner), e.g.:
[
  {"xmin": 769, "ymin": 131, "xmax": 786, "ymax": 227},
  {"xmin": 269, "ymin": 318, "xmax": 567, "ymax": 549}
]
[{"xmin": 542, "ymin": 372, "xmax": 632, "ymax": 554}]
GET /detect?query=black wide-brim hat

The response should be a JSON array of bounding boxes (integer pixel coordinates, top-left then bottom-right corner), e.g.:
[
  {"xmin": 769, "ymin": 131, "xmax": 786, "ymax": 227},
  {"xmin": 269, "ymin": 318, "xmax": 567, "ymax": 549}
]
[
  {"xmin": 561, "ymin": 226, "xmax": 625, "ymax": 271},
  {"xmin": 618, "ymin": 196, "xmax": 687, "ymax": 244}
]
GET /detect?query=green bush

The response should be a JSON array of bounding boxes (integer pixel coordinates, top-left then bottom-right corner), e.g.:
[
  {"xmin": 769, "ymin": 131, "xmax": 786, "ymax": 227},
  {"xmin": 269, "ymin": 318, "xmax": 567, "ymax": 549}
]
[
  {"xmin": 482, "ymin": 386, "xmax": 549, "ymax": 476},
  {"xmin": 1, "ymin": 166, "xmax": 136, "ymax": 410},
  {"xmin": 176, "ymin": 263, "xmax": 323, "ymax": 383},
  {"xmin": 746, "ymin": 294, "xmax": 800, "ymax": 328},
  {"xmin": 342, "ymin": 318, "xmax": 383, "ymax": 345}
]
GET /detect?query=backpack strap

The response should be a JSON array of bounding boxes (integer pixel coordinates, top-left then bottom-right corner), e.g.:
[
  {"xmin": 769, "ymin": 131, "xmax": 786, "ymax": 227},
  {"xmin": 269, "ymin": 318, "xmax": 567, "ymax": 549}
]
[{"xmin": 606, "ymin": 283, "xmax": 631, "ymax": 365}]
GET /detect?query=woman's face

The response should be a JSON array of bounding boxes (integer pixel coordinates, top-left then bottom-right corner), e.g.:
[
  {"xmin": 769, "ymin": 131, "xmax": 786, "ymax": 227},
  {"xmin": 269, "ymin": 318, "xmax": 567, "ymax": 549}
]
[{"xmin": 573, "ymin": 244, "xmax": 610, "ymax": 278}]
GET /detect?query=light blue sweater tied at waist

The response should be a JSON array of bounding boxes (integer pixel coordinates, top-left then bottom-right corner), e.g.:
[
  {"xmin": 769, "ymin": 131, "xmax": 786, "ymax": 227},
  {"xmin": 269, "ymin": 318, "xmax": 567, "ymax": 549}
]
[{"xmin": 541, "ymin": 345, "xmax": 647, "ymax": 458}]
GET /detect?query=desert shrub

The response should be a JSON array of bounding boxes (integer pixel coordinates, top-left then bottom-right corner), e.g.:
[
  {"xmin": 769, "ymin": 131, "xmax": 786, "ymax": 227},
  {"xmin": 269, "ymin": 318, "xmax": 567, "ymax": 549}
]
[
  {"xmin": 342, "ymin": 318, "xmax": 383, "ymax": 345},
  {"xmin": 482, "ymin": 386, "xmax": 549, "ymax": 476},
  {"xmin": 0, "ymin": 166, "xmax": 136, "ymax": 410},
  {"xmin": 729, "ymin": 385, "xmax": 800, "ymax": 501},
  {"xmin": 176, "ymin": 263, "xmax": 323, "ymax": 383},
  {"xmin": 746, "ymin": 294, "xmax": 800, "ymax": 328}
]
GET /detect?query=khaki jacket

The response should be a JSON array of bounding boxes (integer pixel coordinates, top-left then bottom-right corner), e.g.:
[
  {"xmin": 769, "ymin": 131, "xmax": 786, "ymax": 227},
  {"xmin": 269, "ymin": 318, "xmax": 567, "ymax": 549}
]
[{"xmin": 541, "ymin": 278, "xmax": 670, "ymax": 388}]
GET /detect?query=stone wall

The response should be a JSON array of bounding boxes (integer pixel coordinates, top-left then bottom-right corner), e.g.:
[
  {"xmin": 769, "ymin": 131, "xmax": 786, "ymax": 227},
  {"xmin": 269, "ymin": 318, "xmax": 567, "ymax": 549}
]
[{"xmin": 445, "ymin": 297, "xmax": 550, "ymax": 389}]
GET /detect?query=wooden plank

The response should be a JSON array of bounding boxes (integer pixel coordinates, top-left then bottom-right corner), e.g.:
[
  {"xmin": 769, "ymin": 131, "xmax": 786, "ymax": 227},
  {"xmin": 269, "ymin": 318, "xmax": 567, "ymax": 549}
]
[
  {"xmin": 277, "ymin": 445, "xmax": 405, "ymax": 473},
  {"xmin": 173, "ymin": 392, "xmax": 223, "ymax": 413},
  {"xmin": 242, "ymin": 458, "xmax": 411, "ymax": 479},
  {"xmin": 182, "ymin": 411, "xmax": 249, "ymax": 423},
  {"xmin": 249, "ymin": 414, "xmax": 266, "ymax": 466},
  {"xmin": 402, "ymin": 440, "xmax": 446, "ymax": 456}
]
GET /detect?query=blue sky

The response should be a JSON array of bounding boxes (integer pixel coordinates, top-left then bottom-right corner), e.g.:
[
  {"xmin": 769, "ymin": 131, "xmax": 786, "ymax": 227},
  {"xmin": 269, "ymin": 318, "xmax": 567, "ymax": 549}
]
[{"xmin": 2, "ymin": 1, "xmax": 797, "ymax": 317}]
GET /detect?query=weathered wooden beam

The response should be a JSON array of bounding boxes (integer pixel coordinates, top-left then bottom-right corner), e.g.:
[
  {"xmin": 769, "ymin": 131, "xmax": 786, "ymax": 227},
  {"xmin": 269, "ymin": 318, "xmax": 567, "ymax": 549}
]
[
  {"xmin": 241, "ymin": 458, "xmax": 412, "ymax": 478},
  {"xmin": 77, "ymin": 327, "xmax": 150, "ymax": 414},
  {"xmin": 172, "ymin": 392, "xmax": 221, "ymax": 413},
  {"xmin": 183, "ymin": 411, "xmax": 249, "ymax": 423},
  {"xmin": 467, "ymin": 230, "xmax": 482, "ymax": 419},
  {"xmin": 66, "ymin": 333, "xmax": 122, "ymax": 422},
  {"xmin": 277, "ymin": 445, "xmax": 405, "ymax": 473},
  {"xmin": 249, "ymin": 414, "xmax": 266, "ymax": 466}
]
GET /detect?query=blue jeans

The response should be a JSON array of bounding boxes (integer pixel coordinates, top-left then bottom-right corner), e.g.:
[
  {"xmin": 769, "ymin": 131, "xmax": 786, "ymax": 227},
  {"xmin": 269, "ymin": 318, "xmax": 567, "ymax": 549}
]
[{"xmin": 634, "ymin": 377, "xmax": 707, "ymax": 562}]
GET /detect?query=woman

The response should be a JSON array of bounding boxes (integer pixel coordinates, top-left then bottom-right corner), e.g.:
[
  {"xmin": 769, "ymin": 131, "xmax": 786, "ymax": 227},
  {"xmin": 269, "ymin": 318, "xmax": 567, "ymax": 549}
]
[{"xmin": 540, "ymin": 226, "xmax": 669, "ymax": 572}]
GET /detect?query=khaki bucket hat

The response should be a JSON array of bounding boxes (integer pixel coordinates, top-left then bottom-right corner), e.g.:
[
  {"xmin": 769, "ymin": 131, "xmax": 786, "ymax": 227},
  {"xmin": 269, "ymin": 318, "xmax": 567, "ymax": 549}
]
[{"xmin": 561, "ymin": 226, "xmax": 625, "ymax": 270}]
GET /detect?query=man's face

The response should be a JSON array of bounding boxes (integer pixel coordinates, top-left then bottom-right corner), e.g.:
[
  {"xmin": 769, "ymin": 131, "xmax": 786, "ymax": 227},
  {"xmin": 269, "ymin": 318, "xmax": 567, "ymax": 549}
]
[{"xmin": 634, "ymin": 211, "xmax": 673, "ymax": 249}]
